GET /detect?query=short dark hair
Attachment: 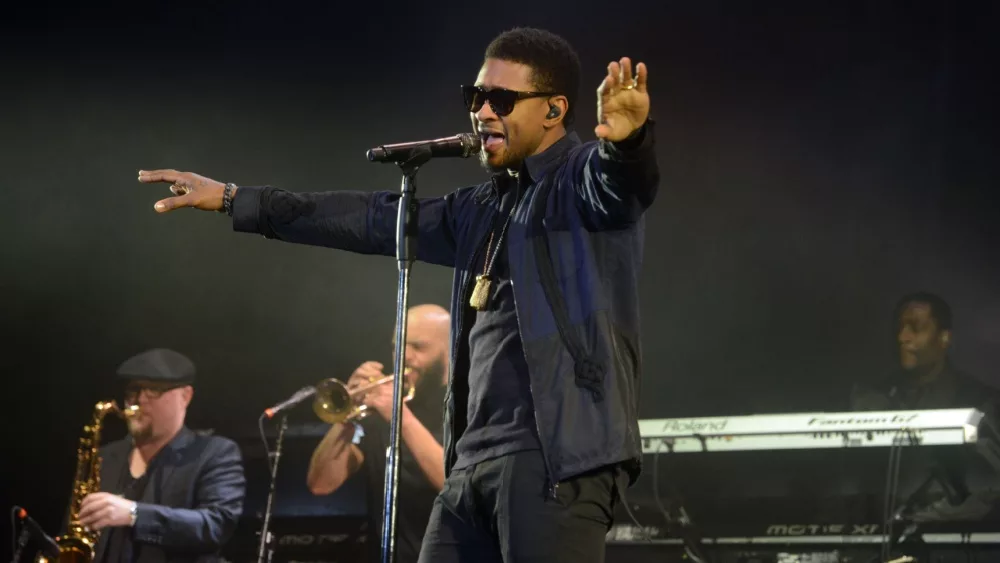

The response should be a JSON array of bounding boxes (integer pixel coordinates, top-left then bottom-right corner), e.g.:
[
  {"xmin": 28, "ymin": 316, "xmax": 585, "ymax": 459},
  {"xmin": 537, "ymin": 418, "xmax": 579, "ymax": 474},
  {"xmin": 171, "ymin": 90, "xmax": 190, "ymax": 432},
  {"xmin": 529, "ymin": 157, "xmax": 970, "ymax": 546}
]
[
  {"xmin": 484, "ymin": 27, "xmax": 582, "ymax": 126},
  {"xmin": 894, "ymin": 291, "xmax": 953, "ymax": 331}
]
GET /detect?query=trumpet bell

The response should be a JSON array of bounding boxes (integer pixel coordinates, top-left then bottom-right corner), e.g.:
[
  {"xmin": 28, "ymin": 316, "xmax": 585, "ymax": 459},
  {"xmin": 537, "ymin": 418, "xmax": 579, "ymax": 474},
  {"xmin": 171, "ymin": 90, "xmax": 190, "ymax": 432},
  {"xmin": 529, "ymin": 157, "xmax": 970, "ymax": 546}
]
[
  {"xmin": 312, "ymin": 379, "xmax": 354, "ymax": 424},
  {"xmin": 311, "ymin": 374, "xmax": 416, "ymax": 425}
]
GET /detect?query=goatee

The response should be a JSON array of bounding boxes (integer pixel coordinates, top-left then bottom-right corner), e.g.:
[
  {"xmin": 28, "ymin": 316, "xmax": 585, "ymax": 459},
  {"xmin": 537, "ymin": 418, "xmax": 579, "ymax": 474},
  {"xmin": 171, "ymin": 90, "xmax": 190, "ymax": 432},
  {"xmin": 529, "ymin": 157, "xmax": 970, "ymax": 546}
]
[{"xmin": 128, "ymin": 421, "xmax": 154, "ymax": 446}]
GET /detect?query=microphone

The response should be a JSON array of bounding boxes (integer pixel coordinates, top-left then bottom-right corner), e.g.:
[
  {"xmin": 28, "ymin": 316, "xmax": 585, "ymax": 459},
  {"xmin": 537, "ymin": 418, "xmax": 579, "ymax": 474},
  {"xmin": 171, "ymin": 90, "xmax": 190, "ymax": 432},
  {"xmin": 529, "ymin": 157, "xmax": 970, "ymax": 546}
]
[
  {"xmin": 14, "ymin": 506, "xmax": 60, "ymax": 560},
  {"xmin": 367, "ymin": 133, "xmax": 481, "ymax": 163},
  {"xmin": 263, "ymin": 386, "xmax": 317, "ymax": 419}
]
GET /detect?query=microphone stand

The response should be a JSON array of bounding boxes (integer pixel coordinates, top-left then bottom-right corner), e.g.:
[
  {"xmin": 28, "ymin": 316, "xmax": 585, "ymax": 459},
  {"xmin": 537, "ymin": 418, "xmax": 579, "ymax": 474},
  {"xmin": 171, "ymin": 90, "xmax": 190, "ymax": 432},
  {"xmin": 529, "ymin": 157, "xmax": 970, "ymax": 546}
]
[
  {"xmin": 10, "ymin": 524, "xmax": 31, "ymax": 563},
  {"xmin": 380, "ymin": 147, "xmax": 433, "ymax": 563},
  {"xmin": 257, "ymin": 415, "xmax": 287, "ymax": 563}
]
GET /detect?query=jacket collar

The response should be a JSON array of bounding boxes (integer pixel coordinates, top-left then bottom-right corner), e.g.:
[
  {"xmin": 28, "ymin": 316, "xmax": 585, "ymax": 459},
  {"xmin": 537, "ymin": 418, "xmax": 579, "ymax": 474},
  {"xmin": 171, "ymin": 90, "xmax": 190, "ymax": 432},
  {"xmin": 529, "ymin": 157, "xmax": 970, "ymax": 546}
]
[
  {"xmin": 521, "ymin": 131, "xmax": 581, "ymax": 184},
  {"xmin": 161, "ymin": 425, "xmax": 197, "ymax": 453},
  {"xmin": 487, "ymin": 131, "xmax": 582, "ymax": 195},
  {"xmin": 130, "ymin": 425, "xmax": 197, "ymax": 462}
]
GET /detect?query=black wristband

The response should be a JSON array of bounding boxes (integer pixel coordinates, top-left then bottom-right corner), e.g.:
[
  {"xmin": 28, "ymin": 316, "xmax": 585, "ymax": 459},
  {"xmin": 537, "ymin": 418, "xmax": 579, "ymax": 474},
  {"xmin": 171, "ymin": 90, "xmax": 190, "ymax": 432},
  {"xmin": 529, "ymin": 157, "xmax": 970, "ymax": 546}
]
[{"xmin": 220, "ymin": 183, "xmax": 236, "ymax": 216}]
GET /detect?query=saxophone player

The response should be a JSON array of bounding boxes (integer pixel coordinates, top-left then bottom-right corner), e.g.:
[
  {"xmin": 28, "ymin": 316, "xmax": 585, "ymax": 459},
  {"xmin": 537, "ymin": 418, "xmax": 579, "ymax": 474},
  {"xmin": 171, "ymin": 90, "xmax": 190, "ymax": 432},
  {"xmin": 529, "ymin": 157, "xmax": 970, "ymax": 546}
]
[{"xmin": 76, "ymin": 348, "xmax": 246, "ymax": 563}]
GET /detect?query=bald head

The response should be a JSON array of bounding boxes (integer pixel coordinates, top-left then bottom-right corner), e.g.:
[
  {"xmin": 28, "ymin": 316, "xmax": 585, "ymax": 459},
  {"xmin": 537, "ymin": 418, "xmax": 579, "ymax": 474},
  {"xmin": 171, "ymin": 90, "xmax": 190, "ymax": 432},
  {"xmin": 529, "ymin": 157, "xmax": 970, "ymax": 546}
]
[
  {"xmin": 409, "ymin": 304, "xmax": 450, "ymax": 341},
  {"xmin": 393, "ymin": 304, "xmax": 451, "ymax": 388}
]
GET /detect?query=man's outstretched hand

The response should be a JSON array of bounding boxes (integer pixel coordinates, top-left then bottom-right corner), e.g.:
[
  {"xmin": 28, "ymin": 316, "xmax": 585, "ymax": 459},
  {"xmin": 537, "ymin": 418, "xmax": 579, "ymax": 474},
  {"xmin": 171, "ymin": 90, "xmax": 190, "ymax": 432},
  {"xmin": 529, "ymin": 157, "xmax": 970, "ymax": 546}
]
[
  {"xmin": 138, "ymin": 169, "xmax": 231, "ymax": 213},
  {"xmin": 595, "ymin": 56, "xmax": 650, "ymax": 142}
]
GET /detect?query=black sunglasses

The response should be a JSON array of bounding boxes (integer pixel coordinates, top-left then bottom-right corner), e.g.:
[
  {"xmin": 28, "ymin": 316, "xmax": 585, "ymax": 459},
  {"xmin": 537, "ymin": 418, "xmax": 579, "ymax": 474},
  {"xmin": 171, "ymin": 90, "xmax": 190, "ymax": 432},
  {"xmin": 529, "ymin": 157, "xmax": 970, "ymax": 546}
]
[
  {"xmin": 462, "ymin": 85, "xmax": 557, "ymax": 117},
  {"xmin": 125, "ymin": 382, "xmax": 186, "ymax": 399}
]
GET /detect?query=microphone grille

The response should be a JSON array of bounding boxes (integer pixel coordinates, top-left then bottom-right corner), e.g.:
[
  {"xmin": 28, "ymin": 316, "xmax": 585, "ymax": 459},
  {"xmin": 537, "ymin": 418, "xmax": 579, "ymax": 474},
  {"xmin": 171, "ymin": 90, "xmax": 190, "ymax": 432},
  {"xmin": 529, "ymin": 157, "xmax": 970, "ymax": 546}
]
[{"xmin": 458, "ymin": 133, "xmax": 482, "ymax": 157}]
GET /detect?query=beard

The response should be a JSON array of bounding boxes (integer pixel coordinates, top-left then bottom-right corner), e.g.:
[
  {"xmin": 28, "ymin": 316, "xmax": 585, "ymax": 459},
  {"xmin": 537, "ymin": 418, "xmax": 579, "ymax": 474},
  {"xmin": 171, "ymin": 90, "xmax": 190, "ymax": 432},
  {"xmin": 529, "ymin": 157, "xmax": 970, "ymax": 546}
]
[
  {"xmin": 410, "ymin": 356, "xmax": 447, "ymax": 411},
  {"xmin": 128, "ymin": 418, "xmax": 154, "ymax": 445},
  {"xmin": 480, "ymin": 148, "xmax": 530, "ymax": 173},
  {"xmin": 478, "ymin": 128, "xmax": 536, "ymax": 173}
]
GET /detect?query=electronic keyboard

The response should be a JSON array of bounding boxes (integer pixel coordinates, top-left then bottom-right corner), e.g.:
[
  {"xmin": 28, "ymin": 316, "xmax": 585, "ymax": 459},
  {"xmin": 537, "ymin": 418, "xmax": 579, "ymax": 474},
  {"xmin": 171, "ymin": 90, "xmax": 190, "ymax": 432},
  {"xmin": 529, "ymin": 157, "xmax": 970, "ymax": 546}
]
[{"xmin": 638, "ymin": 408, "xmax": 984, "ymax": 453}]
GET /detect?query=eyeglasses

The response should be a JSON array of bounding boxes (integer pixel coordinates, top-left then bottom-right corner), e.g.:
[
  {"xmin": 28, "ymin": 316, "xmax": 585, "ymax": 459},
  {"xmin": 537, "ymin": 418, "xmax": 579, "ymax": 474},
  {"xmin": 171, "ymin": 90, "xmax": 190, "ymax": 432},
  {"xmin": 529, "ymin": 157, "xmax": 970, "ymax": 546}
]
[
  {"xmin": 462, "ymin": 85, "xmax": 556, "ymax": 117},
  {"xmin": 125, "ymin": 383, "xmax": 184, "ymax": 401}
]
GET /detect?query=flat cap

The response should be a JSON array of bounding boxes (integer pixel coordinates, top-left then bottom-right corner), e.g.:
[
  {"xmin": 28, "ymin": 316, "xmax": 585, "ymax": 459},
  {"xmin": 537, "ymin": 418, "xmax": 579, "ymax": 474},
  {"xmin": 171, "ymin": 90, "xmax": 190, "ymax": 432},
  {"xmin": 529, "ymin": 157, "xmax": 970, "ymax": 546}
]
[{"xmin": 116, "ymin": 348, "xmax": 195, "ymax": 384}]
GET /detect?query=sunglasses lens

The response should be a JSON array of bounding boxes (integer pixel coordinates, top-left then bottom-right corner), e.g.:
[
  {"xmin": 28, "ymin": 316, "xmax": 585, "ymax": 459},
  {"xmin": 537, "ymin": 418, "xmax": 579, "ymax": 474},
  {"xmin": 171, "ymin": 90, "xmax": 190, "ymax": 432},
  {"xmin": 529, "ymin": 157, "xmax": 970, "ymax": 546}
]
[
  {"xmin": 462, "ymin": 86, "xmax": 484, "ymax": 112},
  {"xmin": 488, "ymin": 90, "xmax": 517, "ymax": 116},
  {"xmin": 463, "ymin": 87, "xmax": 519, "ymax": 116}
]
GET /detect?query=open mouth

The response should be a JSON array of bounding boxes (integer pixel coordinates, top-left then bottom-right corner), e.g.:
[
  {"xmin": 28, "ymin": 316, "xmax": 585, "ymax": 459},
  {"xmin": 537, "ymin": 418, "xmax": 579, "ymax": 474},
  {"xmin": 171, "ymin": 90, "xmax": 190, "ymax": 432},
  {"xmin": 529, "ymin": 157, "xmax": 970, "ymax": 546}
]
[{"xmin": 480, "ymin": 131, "xmax": 505, "ymax": 152}]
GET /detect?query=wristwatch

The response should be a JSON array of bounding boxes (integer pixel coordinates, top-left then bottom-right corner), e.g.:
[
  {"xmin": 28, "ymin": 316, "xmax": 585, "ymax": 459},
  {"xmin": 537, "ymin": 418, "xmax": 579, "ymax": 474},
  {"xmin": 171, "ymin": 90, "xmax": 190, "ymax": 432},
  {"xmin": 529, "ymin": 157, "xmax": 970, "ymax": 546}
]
[{"xmin": 129, "ymin": 501, "xmax": 138, "ymax": 526}]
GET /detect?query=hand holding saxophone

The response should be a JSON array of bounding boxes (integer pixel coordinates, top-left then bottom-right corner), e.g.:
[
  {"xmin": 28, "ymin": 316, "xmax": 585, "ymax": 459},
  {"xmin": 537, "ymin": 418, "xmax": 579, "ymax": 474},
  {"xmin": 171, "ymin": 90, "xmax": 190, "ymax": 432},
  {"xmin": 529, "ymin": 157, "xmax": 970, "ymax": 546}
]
[{"xmin": 78, "ymin": 493, "xmax": 137, "ymax": 531}]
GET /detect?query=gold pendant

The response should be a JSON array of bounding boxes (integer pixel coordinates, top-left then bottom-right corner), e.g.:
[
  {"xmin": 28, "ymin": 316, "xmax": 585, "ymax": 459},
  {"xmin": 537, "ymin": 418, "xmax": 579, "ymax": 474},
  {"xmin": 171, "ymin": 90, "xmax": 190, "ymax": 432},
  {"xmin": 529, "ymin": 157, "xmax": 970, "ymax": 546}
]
[{"xmin": 469, "ymin": 275, "xmax": 492, "ymax": 311}]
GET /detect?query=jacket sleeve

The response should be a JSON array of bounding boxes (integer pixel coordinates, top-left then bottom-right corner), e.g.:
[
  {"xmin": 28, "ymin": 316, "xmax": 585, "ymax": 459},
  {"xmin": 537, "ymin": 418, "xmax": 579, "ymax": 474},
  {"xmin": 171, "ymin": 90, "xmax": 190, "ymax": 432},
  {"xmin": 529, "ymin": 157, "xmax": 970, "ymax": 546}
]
[
  {"xmin": 131, "ymin": 439, "xmax": 246, "ymax": 552},
  {"xmin": 230, "ymin": 186, "xmax": 460, "ymax": 268},
  {"xmin": 574, "ymin": 119, "xmax": 660, "ymax": 230}
]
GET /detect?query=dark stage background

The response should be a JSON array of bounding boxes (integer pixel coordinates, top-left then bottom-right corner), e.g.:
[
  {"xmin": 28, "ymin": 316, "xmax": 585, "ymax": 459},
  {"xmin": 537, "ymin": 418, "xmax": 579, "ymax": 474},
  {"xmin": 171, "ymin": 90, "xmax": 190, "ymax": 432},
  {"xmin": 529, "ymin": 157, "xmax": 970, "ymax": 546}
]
[{"xmin": 1, "ymin": 0, "xmax": 998, "ymax": 556}]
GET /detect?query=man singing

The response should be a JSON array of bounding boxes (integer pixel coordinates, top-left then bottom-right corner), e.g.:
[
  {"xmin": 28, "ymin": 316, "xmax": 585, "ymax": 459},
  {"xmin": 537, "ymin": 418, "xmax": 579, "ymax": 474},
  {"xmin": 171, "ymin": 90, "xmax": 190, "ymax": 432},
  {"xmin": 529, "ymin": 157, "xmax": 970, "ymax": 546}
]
[
  {"xmin": 139, "ymin": 27, "xmax": 658, "ymax": 563},
  {"xmin": 307, "ymin": 304, "xmax": 449, "ymax": 563}
]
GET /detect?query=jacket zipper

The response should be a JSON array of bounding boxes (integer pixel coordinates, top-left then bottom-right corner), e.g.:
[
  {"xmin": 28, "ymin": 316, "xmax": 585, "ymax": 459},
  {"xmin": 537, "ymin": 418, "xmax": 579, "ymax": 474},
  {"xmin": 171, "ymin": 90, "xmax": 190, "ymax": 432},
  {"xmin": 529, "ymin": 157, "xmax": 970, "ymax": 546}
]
[
  {"xmin": 511, "ymin": 277, "xmax": 559, "ymax": 500},
  {"xmin": 508, "ymin": 181, "xmax": 560, "ymax": 500}
]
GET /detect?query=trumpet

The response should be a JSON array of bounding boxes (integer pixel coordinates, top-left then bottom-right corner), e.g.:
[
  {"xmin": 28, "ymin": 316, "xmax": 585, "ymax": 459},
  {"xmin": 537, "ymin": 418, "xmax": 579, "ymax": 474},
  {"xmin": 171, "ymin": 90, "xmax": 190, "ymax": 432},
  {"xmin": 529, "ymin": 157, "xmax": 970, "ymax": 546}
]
[{"xmin": 312, "ymin": 371, "xmax": 415, "ymax": 424}]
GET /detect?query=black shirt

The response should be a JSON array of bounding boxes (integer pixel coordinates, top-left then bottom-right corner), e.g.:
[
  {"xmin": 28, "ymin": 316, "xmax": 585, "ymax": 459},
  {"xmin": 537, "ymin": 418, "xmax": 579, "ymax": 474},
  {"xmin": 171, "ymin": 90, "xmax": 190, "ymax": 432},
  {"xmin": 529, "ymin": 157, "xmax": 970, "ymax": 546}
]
[
  {"xmin": 850, "ymin": 362, "xmax": 1000, "ymax": 415},
  {"xmin": 355, "ymin": 383, "xmax": 445, "ymax": 563},
  {"xmin": 100, "ymin": 456, "xmax": 150, "ymax": 563},
  {"xmin": 453, "ymin": 178, "xmax": 542, "ymax": 470}
]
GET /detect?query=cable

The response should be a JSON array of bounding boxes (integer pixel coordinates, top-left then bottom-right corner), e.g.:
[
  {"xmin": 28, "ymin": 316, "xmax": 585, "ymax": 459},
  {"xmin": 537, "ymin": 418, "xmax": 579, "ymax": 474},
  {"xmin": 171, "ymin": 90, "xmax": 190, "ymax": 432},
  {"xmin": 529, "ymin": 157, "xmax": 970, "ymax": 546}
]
[
  {"xmin": 652, "ymin": 446, "xmax": 671, "ymax": 528},
  {"xmin": 10, "ymin": 506, "xmax": 18, "ymax": 563},
  {"xmin": 880, "ymin": 429, "xmax": 913, "ymax": 562},
  {"xmin": 258, "ymin": 414, "xmax": 273, "ymax": 473},
  {"xmin": 880, "ymin": 435, "xmax": 901, "ymax": 561},
  {"xmin": 617, "ymin": 486, "xmax": 651, "ymax": 542},
  {"xmin": 613, "ymin": 448, "xmax": 656, "ymax": 543},
  {"xmin": 652, "ymin": 444, "xmax": 710, "ymax": 563}
]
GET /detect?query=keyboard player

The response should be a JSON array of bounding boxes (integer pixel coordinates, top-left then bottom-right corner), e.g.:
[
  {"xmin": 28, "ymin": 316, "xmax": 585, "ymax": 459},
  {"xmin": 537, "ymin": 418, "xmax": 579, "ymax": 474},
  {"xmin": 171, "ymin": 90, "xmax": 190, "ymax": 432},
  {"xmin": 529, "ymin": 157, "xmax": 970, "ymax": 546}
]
[
  {"xmin": 850, "ymin": 292, "xmax": 1000, "ymax": 525},
  {"xmin": 850, "ymin": 292, "xmax": 1000, "ymax": 415}
]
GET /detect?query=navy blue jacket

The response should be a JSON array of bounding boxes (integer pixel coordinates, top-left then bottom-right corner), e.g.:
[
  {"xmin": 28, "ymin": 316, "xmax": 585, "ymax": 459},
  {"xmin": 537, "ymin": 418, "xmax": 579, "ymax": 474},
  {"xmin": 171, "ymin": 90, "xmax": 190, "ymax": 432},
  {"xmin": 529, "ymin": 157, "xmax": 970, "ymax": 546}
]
[{"xmin": 232, "ymin": 123, "xmax": 659, "ymax": 489}]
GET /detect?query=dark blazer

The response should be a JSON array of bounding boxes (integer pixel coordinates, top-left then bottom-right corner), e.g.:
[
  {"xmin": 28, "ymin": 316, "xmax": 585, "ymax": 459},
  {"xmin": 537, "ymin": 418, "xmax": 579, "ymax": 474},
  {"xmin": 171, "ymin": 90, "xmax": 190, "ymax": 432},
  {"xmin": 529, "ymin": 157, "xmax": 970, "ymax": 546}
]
[{"xmin": 93, "ymin": 427, "xmax": 246, "ymax": 563}]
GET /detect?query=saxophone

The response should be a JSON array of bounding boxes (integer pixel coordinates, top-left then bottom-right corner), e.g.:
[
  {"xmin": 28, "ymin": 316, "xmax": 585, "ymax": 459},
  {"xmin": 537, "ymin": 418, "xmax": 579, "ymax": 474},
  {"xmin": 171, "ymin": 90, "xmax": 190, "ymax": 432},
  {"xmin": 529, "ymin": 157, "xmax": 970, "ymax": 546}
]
[{"xmin": 38, "ymin": 401, "xmax": 138, "ymax": 563}]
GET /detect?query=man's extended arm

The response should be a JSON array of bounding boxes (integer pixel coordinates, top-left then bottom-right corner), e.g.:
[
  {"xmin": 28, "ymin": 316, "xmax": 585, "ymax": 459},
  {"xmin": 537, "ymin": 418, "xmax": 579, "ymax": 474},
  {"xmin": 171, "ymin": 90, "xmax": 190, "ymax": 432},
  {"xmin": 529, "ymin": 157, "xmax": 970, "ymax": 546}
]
[
  {"xmin": 137, "ymin": 169, "xmax": 463, "ymax": 268},
  {"xmin": 230, "ymin": 187, "xmax": 460, "ymax": 267}
]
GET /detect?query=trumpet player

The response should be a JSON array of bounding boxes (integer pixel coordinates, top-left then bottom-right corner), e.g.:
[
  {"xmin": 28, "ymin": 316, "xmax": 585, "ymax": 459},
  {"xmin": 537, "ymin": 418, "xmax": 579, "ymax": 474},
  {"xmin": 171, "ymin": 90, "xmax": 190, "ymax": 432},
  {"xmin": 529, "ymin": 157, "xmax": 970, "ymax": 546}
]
[
  {"xmin": 307, "ymin": 304, "xmax": 449, "ymax": 563},
  {"xmin": 77, "ymin": 348, "xmax": 246, "ymax": 563}
]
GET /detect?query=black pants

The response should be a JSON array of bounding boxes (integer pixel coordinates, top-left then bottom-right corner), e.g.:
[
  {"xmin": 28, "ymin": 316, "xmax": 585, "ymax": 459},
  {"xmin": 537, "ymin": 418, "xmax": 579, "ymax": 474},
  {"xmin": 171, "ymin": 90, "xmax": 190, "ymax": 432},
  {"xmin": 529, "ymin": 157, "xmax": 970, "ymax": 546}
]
[{"xmin": 417, "ymin": 449, "xmax": 622, "ymax": 563}]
